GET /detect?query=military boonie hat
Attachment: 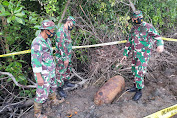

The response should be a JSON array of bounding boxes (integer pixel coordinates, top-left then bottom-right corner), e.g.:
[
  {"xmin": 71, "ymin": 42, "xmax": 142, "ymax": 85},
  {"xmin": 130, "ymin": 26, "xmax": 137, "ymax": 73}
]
[
  {"xmin": 132, "ymin": 11, "xmax": 143, "ymax": 18},
  {"xmin": 67, "ymin": 16, "xmax": 76, "ymax": 25},
  {"xmin": 39, "ymin": 20, "xmax": 56, "ymax": 30}
]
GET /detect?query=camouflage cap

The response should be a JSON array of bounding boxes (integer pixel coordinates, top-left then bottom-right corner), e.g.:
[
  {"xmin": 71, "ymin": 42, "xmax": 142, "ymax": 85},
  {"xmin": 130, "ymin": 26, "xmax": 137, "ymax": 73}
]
[
  {"xmin": 132, "ymin": 11, "xmax": 143, "ymax": 18},
  {"xmin": 39, "ymin": 20, "xmax": 56, "ymax": 30},
  {"xmin": 67, "ymin": 16, "xmax": 76, "ymax": 25}
]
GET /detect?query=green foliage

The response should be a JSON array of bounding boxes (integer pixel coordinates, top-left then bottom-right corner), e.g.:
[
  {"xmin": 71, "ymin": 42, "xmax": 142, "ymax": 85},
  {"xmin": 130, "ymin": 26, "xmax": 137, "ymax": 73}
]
[
  {"xmin": 0, "ymin": 0, "xmax": 44, "ymax": 50},
  {"xmin": 0, "ymin": 1, "xmax": 43, "ymax": 98},
  {"xmin": 0, "ymin": 0, "xmax": 176, "ymax": 98},
  {"xmin": 75, "ymin": 49, "xmax": 88, "ymax": 63},
  {"xmin": 19, "ymin": 89, "xmax": 36, "ymax": 98},
  {"xmin": 45, "ymin": 0, "xmax": 57, "ymax": 16},
  {"xmin": 135, "ymin": 0, "xmax": 177, "ymax": 35},
  {"xmin": 0, "ymin": 59, "xmax": 28, "ymax": 85},
  {"xmin": 0, "ymin": 1, "xmax": 25, "ymax": 24}
]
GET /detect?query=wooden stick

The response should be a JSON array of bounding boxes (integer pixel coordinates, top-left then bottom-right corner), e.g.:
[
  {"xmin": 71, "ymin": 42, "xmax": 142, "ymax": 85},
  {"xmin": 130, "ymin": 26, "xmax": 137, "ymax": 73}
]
[
  {"xmin": 0, "ymin": 71, "xmax": 36, "ymax": 88},
  {"xmin": 129, "ymin": 0, "xmax": 136, "ymax": 12},
  {"xmin": 58, "ymin": 0, "xmax": 71, "ymax": 25}
]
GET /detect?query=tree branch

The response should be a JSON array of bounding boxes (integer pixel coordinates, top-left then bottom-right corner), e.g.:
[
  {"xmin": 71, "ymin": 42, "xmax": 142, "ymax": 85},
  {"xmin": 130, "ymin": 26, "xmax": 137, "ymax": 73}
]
[
  {"xmin": 0, "ymin": 100, "xmax": 25, "ymax": 113},
  {"xmin": 129, "ymin": 0, "xmax": 136, "ymax": 12},
  {"xmin": 58, "ymin": 0, "xmax": 71, "ymax": 25},
  {"xmin": 0, "ymin": 71, "xmax": 36, "ymax": 88}
]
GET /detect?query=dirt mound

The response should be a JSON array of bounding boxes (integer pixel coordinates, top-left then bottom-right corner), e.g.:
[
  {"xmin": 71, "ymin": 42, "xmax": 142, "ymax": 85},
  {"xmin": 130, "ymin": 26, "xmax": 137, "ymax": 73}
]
[
  {"xmin": 23, "ymin": 44, "xmax": 177, "ymax": 118},
  {"xmin": 23, "ymin": 75, "xmax": 177, "ymax": 118}
]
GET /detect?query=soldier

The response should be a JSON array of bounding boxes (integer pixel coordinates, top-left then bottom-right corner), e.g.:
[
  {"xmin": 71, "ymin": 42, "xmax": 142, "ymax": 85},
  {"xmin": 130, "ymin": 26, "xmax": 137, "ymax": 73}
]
[
  {"xmin": 120, "ymin": 11, "xmax": 164, "ymax": 101},
  {"xmin": 55, "ymin": 16, "xmax": 76, "ymax": 98},
  {"xmin": 31, "ymin": 20, "xmax": 64, "ymax": 118}
]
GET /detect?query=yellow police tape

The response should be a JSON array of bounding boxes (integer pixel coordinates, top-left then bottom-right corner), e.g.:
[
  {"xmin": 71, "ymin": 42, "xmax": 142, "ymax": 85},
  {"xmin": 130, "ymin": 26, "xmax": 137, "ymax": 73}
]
[
  {"xmin": 0, "ymin": 40, "xmax": 127, "ymax": 57},
  {"xmin": 0, "ymin": 49, "xmax": 31, "ymax": 58},
  {"xmin": 0, "ymin": 37, "xmax": 176, "ymax": 58},
  {"xmin": 144, "ymin": 104, "xmax": 177, "ymax": 118},
  {"xmin": 0, "ymin": 37, "xmax": 177, "ymax": 117}
]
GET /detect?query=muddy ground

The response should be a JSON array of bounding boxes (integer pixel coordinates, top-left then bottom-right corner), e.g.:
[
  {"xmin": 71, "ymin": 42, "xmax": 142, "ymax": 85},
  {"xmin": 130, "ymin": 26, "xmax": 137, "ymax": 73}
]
[
  {"xmin": 21, "ymin": 40, "xmax": 177, "ymax": 118},
  {"xmin": 23, "ymin": 73, "xmax": 177, "ymax": 118}
]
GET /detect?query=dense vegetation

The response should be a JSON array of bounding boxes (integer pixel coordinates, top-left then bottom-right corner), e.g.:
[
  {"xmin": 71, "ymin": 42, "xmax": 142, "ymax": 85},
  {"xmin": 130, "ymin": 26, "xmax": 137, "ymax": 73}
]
[{"xmin": 0, "ymin": 0, "xmax": 176, "ymax": 117}]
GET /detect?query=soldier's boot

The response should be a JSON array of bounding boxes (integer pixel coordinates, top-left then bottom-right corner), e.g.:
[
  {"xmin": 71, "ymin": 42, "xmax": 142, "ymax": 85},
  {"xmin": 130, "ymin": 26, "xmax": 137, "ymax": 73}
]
[
  {"xmin": 48, "ymin": 92, "xmax": 65, "ymax": 105},
  {"xmin": 132, "ymin": 89, "xmax": 142, "ymax": 101},
  {"xmin": 34, "ymin": 102, "xmax": 47, "ymax": 118},
  {"xmin": 57, "ymin": 87, "xmax": 67, "ymax": 98},
  {"xmin": 64, "ymin": 80, "xmax": 75, "ymax": 88},
  {"xmin": 126, "ymin": 84, "xmax": 137, "ymax": 92}
]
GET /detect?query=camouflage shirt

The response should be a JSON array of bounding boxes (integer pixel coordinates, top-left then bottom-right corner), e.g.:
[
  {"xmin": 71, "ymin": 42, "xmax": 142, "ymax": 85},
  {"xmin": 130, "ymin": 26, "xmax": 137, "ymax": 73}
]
[
  {"xmin": 55, "ymin": 24, "xmax": 72, "ymax": 62},
  {"xmin": 31, "ymin": 34, "xmax": 55, "ymax": 76},
  {"xmin": 123, "ymin": 22, "xmax": 164, "ymax": 57}
]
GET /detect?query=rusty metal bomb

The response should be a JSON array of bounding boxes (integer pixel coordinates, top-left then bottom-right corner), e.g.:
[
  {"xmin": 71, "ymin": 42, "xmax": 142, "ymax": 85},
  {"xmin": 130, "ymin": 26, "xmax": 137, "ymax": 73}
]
[{"xmin": 94, "ymin": 75, "xmax": 125, "ymax": 105}]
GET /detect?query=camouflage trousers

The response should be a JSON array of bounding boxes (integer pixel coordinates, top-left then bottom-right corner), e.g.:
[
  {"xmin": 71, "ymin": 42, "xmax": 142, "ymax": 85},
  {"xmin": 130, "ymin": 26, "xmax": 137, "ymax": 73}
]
[
  {"xmin": 132, "ymin": 55, "xmax": 150, "ymax": 89},
  {"xmin": 34, "ymin": 71, "xmax": 57, "ymax": 103},
  {"xmin": 56, "ymin": 58, "xmax": 71, "ymax": 87}
]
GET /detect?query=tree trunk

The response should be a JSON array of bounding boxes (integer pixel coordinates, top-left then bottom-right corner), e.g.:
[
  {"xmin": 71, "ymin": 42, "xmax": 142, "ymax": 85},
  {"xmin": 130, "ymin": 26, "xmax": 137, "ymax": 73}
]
[{"xmin": 1, "ymin": 16, "xmax": 10, "ymax": 54}]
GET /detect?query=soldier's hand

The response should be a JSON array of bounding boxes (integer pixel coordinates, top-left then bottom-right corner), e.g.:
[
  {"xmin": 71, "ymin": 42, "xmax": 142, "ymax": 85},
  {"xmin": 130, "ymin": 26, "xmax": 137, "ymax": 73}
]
[
  {"xmin": 120, "ymin": 56, "xmax": 127, "ymax": 63},
  {"xmin": 156, "ymin": 45, "xmax": 164, "ymax": 53},
  {"xmin": 35, "ymin": 73, "xmax": 44, "ymax": 86},
  {"xmin": 64, "ymin": 60, "xmax": 69, "ymax": 68}
]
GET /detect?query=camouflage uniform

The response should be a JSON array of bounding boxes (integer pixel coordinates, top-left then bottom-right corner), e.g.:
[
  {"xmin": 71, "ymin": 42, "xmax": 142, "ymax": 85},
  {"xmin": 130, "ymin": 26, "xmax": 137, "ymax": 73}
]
[
  {"xmin": 55, "ymin": 24, "xmax": 72, "ymax": 87},
  {"xmin": 55, "ymin": 16, "xmax": 76, "ymax": 87},
  {"xmin": 123, "ymin": 12, "xmax": 164, "ymax": 89},
  {"xmin": 31, "ymin": 20, "xmax": 57, "ymax": 103}
]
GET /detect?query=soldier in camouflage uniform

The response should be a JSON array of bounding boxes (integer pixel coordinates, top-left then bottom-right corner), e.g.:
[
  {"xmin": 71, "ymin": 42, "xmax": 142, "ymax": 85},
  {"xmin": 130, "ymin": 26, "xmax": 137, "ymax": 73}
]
[
  {"xmin": 31, "ymin": 20, "xmax": 64, "ymax": 118},
  {"xmin": 121, "ymin": 11, "xmax": 164, "ymax": 101},
  {"xmin": 55, "ymin": 16, "xmax": 76, "ymax": 98}
]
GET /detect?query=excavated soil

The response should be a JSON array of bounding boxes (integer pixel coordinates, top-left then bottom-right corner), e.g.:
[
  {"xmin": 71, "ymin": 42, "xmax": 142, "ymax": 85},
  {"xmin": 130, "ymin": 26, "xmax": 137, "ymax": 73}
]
[{"xmin": 23, "ymin": 74, "xmax": 177, "ymax": 118}]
